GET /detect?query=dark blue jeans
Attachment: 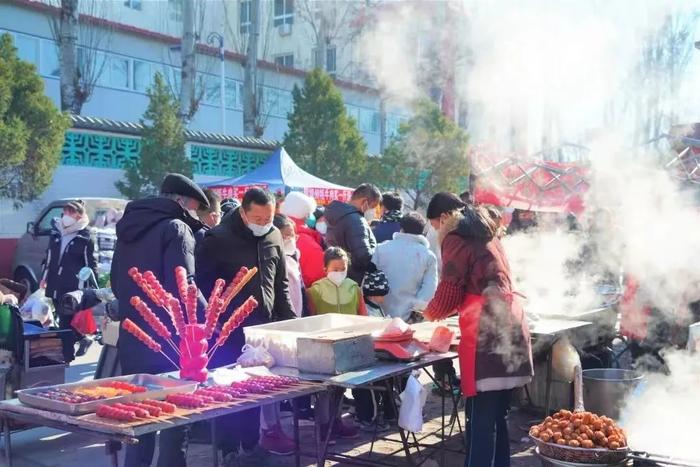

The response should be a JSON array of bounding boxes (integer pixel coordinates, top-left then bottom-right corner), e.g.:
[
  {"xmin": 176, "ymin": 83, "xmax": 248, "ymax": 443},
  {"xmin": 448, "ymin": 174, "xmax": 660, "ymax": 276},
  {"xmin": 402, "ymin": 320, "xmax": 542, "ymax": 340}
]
[{"xmin": 464, "ymin": 389, "xmax": 511, "ymax": 467}]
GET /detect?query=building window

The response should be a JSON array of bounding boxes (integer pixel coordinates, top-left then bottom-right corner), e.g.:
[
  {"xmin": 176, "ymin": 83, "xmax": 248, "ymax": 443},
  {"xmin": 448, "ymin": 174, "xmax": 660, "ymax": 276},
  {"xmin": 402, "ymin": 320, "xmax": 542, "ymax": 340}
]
[
  {"xmin": 169, "ymin": 0, "xmax": 183, "ymax": 21},
  {"xmin": 225, "ymin": 78, "xmax": 238, "ymax": 108},
  {"xmin": 133, "ymin": 60, "xmax": 152, "ymax": 91},
  {"xmin": 40, "ymin": 41, "xmax": 60, "ymax": 77},
  {"xmin": 124, "ymin": 0, "xmax": 142, "ymax": 10},
  {"xmin": 203, "ymin": 75, "xmax": 220, "ymax": 105},
  {"xmin": 240, "ymin": 0, "xmax": 251, "ymax": 34},
  {"xmin": 326, "ymin": 47, "xmax": 336, "ymax": 76},
  {"xmin": 273, "ymin": 0, "xmax": 294, "ymax": 26},
  {"xmin": 274, "ymin": 54, "xmax": 293, "ymax": 68},
  {"xmin": 14, "ymin": 34, "xmax": 39, "ymax": 65}
]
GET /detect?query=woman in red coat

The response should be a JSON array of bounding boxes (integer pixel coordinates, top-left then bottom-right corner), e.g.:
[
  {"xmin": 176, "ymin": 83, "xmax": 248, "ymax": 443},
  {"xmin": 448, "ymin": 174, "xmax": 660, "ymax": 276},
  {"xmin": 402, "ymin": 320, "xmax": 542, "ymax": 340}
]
[
  {"xmin": 280, "ymin": 191, "xmax": 326, "ymax": 287},
  {"xmin": 424, "ymin": 193, "xmax": 533, "ymax": 467}
]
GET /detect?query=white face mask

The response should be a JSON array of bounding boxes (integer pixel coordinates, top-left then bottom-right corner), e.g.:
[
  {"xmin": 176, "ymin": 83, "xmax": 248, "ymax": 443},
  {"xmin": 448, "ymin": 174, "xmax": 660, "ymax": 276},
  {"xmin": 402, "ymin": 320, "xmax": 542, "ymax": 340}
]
[
  {"xmin": 248, "ymin": 222, "xmax": 273, "ymax": 237},
  {"xmin": 327, "ymin": 271, "xmax": 347, "ymax": 286},
  {"xmin": 364, "ymin": 209, "xmax": 376, "ymax": 222},
  {"xmin": 316, "ymin": 222, "xmax": 327, "ymax": 235},
  {"xmin": 283, "ymin": 239, "xmax": 296, "ymax": 256},
  {"xmin": 61, "ymin": 215, "xmax": 77, "ymax": 227}
]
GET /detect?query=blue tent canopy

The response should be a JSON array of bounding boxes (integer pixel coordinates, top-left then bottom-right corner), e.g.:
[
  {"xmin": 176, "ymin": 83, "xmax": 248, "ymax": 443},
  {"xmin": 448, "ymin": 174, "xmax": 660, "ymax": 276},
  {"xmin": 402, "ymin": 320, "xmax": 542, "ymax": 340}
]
[{"xmin": 201, "ymin": 147, "xmax": 352, "ymax": 200}]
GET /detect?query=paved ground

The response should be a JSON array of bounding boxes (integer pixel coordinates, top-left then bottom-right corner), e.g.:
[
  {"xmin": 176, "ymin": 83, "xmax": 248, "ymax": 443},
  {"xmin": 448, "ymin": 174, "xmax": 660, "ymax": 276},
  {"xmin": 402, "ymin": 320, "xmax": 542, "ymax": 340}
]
[{"xmin": 2, "ymin": 343, "xmax": 542, "ymax": 467}]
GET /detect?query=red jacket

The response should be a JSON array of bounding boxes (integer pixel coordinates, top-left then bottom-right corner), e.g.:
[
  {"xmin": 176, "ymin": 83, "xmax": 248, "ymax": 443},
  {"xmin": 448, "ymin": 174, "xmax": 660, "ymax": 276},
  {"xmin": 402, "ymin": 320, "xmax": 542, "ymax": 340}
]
[
  {"xmin": 291, "ymin": 217, "xmax": 326, "ymax": 287},
  {"xmin": 424, "ymin": 209, "xmax": 533, "ymax": 396}
]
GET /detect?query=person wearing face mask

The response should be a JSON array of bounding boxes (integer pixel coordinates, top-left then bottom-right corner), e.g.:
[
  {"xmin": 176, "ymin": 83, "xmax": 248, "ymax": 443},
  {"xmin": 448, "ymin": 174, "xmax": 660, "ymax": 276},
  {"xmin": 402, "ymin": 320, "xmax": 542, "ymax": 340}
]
[
  {"xmin": 197, "ymin": 188, "xmax": 295, "ymax": 465},
  {"xmin": 111, "ymin": 173, "xmax": 208, "ymax": 467},
  {"xmin": 313, "ymin": 207, "xmax": 327, "ymax": 236},
  {"xmin": 306, "ymin": 247, "xmax": 362, "ymax": 440},
  {"xmin": 425, "ymin": 193, "xmax": 533, "ymax": 467},
  {"xmin": 41, "ymin": 199, "xmax": 97, "ymax": 362},
  {"xmin": 324, "ymin": 184, "xmax": 381, "ymax": 284},
  {"xmin": 280, "ymin": 191, "xmax": 326, "ymax": 288}
]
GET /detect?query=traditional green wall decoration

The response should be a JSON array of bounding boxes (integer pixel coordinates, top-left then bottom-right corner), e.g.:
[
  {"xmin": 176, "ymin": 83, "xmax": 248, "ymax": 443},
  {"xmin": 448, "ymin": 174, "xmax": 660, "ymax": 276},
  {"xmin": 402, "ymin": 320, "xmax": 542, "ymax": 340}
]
[{"xmin": 60, "ymin": 130, "xmax": 271, "ymax": 177}]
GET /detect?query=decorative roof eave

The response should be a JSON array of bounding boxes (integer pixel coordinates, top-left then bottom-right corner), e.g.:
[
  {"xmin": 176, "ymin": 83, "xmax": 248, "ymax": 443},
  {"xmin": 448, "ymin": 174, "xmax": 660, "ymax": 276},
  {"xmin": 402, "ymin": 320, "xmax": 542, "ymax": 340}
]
[
  {"xmin": 11, "ymin": 0, "xmax": 379, "ymax": 95},
  {"xmin": 69, "ymin": 114, "xmax": 279, "ymax": 151}
]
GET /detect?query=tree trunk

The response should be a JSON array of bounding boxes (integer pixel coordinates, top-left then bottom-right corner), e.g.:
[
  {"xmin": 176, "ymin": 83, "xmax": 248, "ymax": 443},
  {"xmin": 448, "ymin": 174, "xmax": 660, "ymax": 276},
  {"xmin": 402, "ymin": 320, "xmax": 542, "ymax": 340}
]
[
  {"xmin": 379, "ymin": 96, "xmax": 387, "ymax": 153},
  {"xmin": 314, "ymin": 13, "xmax": 327, "ymax": 71},
  {"xmin": 59, "ymin": 0, "xmax": 80, "ymax": 113},
  {"xmin": 179, "ymin": 0, "xmax": 196, "ymax": 121},
  {"xmin": 243, "ymin": 0, "xmax": 260, "ymax": 137}
]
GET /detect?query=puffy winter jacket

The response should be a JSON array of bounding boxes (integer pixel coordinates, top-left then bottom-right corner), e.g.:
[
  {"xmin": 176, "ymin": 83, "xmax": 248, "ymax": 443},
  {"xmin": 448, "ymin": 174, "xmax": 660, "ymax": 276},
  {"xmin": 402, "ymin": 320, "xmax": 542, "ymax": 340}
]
[
  {"xmin": 289, "ymin": 217, "xmax": 325, "ymax": 287},
  {"xmin": 372, "ymin": 233, "xmax": 438, "ymax": 321},
  {"xmin": 111, "ymin": 197, "xmax": 204, "ymax": 375},
  {"xmin": 196, "ymin": 207, "xmax": 295, "ymax": 368},
  {"xmin": 307, "ymin": 277, "xmax": 366, "ymax": 316},
  {"xmin": 44, "ymin": 227, "xmax": 97, "ymax": 302},
  {"xmin": 324, "ymin": 201, "xmax": 376, "ymax": 284}
]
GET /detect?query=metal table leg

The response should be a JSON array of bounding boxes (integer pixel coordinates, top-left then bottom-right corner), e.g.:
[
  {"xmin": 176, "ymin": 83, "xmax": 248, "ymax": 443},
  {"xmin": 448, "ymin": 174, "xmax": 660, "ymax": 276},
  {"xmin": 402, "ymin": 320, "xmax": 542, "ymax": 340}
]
[
  {"xmin": 3, "ymin": 416, "xmax": 11, "ymax": 467},
  {"xmin": 292, "ymin": 398, "xmax": 300, "ymax": 467},
  {"xmin": 544, "ymin": 340, "xmax": 555, "ymax": 416},
  {"xmin": 316, "ymin": 387, "xmax": 343, "ymax": 467},
  {"xmin": 211, "ymin": 419, "xmax": 219, "ymax": 467},
  {"xmin": 105, "ymin": 440, "xmax": 121, "ymax": 467},
  {"xmin": 384, "ymin": 379, "xmax": 414, "ymax": 466}
]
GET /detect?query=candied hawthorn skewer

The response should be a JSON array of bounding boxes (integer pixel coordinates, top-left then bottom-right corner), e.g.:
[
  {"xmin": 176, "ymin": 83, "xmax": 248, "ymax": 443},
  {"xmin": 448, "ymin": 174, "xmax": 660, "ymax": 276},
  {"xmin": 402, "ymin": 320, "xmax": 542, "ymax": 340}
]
[
  {"xmin": 174, "ymin": 266, "xmax": 189, "ymax": 305},
  {"xmin": 204, "ymin": 297, "xmax": 225, "ymax": 339},
  {"xmin": 121, "ymin": 319, "xmax": 178, "ymax": 369},
  {"xmin": 185, "ymin": 284, "xmax": 198, "ymax": 325},
  {"xmin": 207, "ymin": 297, "xmax": 258, "ymax": 362},
  {"xmin": 130, "ymin": 296, "xmax": 180, "ymax": 357},
  {"xmin": 220, "ymin": 267, "xmax": 258, "ymax": 310},
  {"xmin": 203, "ymin": 279, "xmax": 225, "ymax": 337},
  {"xmin": 168, "ymin": 296, "xmax": 187, "ymax": 336}
]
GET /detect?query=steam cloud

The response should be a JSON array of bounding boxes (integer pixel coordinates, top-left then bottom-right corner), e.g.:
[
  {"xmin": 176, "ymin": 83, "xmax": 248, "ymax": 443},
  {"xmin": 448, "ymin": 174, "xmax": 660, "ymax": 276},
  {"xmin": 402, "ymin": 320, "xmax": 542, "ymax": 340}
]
[{"xmin": 359, "ymin": 0, "xmax": 700, "ymax": 455}]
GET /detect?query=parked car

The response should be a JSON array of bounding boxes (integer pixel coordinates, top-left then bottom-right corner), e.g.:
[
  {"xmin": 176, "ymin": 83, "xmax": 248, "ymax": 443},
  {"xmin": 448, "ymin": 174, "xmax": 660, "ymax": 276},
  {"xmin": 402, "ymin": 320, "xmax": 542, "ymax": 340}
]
[{"xmin": 12, "ymin": 198, "xmax": 128, "ymax": 292}]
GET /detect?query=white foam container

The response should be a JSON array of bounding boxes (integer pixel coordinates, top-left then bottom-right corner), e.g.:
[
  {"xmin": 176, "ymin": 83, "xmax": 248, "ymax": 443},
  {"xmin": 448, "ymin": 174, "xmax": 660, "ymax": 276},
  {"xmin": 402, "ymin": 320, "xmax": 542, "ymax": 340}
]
[{"xmin": 244, "ymin": 314, "xmax": 388, "ymax": 368}]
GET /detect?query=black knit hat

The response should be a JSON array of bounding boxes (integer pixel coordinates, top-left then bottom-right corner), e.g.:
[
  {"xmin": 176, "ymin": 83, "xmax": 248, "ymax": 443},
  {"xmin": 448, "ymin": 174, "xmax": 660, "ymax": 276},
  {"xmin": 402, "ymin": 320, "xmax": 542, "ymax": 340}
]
[
  {"xmin": 64, "ymin": 199, "xmax": 86, "ymax": 215},
  {"xmin": 363, "ymin": 270, "xmax": 390, "ymax": 297},
  {"xmin": 426, "ymin": 192, "xmax": 465, "ymax": 219},
  {"xmin": 160, "ymin": 173, "xmax": 209, "ymax": 209}
]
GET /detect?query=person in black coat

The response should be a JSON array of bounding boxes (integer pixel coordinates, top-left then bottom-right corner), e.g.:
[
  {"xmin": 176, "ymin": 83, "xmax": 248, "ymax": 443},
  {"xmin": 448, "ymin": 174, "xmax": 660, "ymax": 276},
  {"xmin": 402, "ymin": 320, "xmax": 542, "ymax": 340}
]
[
  {"xmin": 111, "ymin": 173, "xmax": 208, "ymax": 467},
  {"xmin": 324, "ymin": 184, "xmax": 381, "ymax": 284},
  {"xmin": 197, "ymin": 188, "xmax": 295, "ymax": 464},
  {"xmin": 41, "ymin": 199, "xmax": 97, "ymax": 362},
  {"xmin": 372, "ymin": 192, "xmax": 404, "ymax": 243}
]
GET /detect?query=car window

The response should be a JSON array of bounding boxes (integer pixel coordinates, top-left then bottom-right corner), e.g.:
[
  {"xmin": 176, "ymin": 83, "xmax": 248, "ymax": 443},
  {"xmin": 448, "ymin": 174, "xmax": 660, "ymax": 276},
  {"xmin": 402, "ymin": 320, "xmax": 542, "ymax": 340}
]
[{"xmin": 37, "ymin": 207, "xmax": 63, "ymax": 233}]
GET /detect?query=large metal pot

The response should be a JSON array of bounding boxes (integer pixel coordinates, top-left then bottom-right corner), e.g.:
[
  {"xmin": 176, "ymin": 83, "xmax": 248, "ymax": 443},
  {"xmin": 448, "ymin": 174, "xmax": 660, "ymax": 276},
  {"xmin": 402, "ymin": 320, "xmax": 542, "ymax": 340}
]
[{"xmin": 582, "ymin": 368, "xmax": 644, "ymax": 419}]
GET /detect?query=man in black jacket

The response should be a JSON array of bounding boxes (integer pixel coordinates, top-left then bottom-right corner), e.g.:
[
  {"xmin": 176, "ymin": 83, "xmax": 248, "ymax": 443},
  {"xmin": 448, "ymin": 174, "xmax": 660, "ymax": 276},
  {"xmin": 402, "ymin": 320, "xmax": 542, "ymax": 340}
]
[
  {"xmin": 111, "ymin": 173, "xmax": 208, "ymax": 467},
  {"xmin": 325, "ymin": 184, "xmax": 381, "ymax": 284},
  {"xmin": 197, "ymin": 188, "xmax": 294, "ymax": 464}
]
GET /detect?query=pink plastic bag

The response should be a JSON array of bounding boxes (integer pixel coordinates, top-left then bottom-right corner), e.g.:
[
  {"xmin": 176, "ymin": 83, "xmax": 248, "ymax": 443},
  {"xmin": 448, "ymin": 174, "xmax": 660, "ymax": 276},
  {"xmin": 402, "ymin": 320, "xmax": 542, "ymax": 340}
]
[{"xmin": 429, "ymin": 325, "xmax": 454, "ymax": 353}]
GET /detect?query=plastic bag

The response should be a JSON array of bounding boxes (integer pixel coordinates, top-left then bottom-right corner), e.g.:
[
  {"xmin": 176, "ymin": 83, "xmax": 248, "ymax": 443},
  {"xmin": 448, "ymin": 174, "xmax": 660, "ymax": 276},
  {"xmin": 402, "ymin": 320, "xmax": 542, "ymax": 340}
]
[
  {"xmin": 429, "ymin": 325, "xmax": 455, "ymax": 353},
  {"xmin": 381, "ymin": 317, "xmax": 411, "ymax": 338},
  {"xmin": 236, "ymin": 343, "xmax": 275, "ymax": 368},
  {"xmin": 19, "ymin": 288, "xmax": 53, "ymax": 326},
  {"xmin": 398, "ymin": 371, "xmax": 427, "ymax": 433},
  {"xmin": 71, "ymin": 309, "xmax": 97, "ymax": 335}
]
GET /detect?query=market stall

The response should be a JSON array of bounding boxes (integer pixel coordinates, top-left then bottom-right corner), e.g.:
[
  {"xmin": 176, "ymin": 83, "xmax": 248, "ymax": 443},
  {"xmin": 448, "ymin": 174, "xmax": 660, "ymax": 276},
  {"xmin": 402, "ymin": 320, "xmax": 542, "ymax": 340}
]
[{"xmin": 201, "ymin": 147, "xmax": 353, "ymax": 205}]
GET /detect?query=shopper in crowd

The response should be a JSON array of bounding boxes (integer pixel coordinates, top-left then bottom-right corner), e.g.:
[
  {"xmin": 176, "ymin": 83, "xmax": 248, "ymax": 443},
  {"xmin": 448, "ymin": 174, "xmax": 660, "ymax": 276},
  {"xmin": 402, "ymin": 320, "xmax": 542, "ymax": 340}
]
[
  {"xmin": 255, "ymin": 214, "xmax": 307, "ymax": 456},
  {"xmin": 197, "ymin": 188, "xmax": 295, "ymax": 465},
  {"xmin": 220, "ymin": 197, "xmax": 240, "ymax": 217},
  {"xmin": 112, "ymin": 173, "xmax": 208, "ymax": 467},
  {"xmin": 41, "ymin": 199, "xmax": 97, "ymax": 362},
  {"xmin": 280, "ymin": 191, "xmax": 325, "ymax": 287},
  {"xmin": 506, "ymin": 208, "xmax": 538, "ymax": 235},
  {"xmin": 307, "ymin": 247, "xmax": 366, "ymax": 316},
  {"xmin": 372, "ymin": 212, "xmax": 438, "ymax": 323},
  {"xmin": 352, "ymin": 270, "xmax": 398, "ymax": 432},
  {"xmin": 196, "ymin": 189, "xmax": 221, "ymax": 229},
  {"xmin": 307, "ymin": 247, "xmax": 361, "ymax": 439},
  {"xmin": 325, "ymin": 184, "xmax": 381, "ymax": 284},
  {"xmin": 372, "ymin": 192, "xmax": 404, "ymax": 243},
  {"xmin": 424, "ymin": 194, "xmax": 533, "ymax": 467},
  {"xmin": 313, "ymin": 207, "xmax": 327, "ymax": 237}
]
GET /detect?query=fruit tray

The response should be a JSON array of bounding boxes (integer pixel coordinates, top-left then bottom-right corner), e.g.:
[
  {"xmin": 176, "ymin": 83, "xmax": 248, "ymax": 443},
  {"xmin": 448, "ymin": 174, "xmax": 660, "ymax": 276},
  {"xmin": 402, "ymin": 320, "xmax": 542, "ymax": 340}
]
[{"xmin": 16, "ymin": 374, "xmax": 198, "ymax": 415}]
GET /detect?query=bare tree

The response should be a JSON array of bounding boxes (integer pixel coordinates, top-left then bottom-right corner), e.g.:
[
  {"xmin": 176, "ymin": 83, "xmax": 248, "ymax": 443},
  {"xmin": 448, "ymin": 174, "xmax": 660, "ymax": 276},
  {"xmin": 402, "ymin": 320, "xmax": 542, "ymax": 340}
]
[
  {"xmin": 222, "ymin": 0, "xmax": 277, "ymax": 137},
  {"xmin": 48, "ymin": 0, "xmax": 112, "ymax": 114},
  {"xmin": 635, "ymin": 11, "xmax": 700, "ymax": 145},
  {"xmin": 179, "ymin": 0, "xmax": 197, "ymax": 120}
]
